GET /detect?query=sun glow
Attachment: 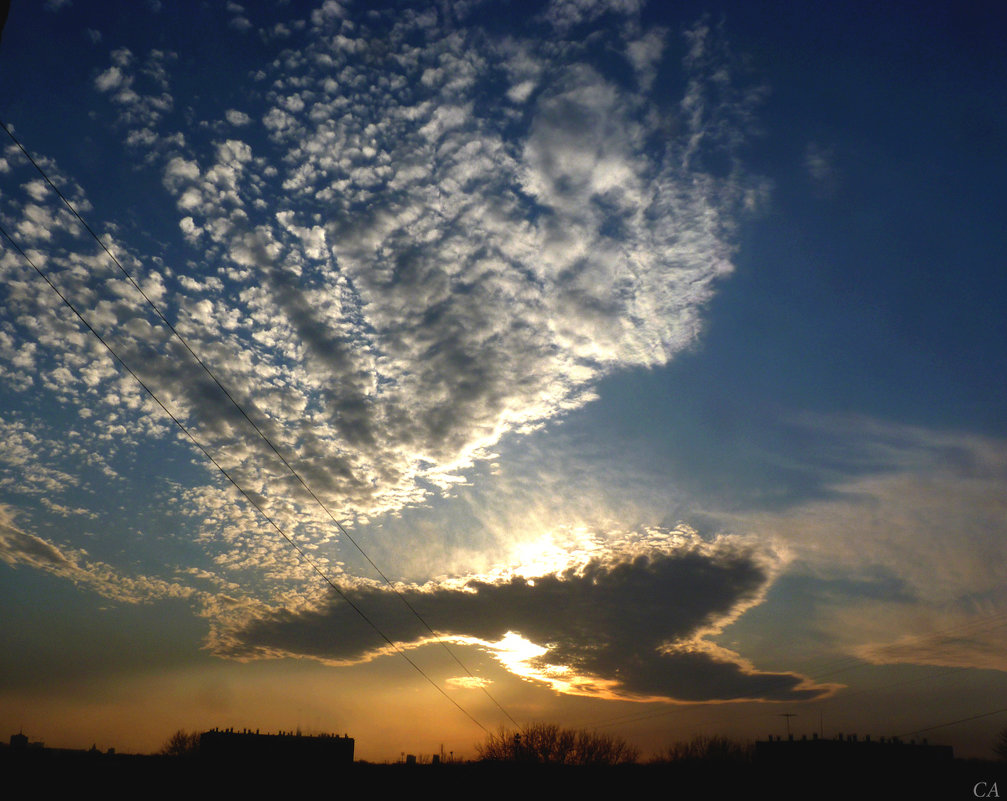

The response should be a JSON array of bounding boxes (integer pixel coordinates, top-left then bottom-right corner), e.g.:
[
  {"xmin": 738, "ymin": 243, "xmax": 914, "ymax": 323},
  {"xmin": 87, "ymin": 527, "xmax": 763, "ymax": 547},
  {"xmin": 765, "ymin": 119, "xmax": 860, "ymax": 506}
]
[
  {"xmin": 490, "ymin": 630, "xmax": 549, "ymax": 667},
  {"xmin": 508, "ymin": 526, "xmax": 603, "ymax": 579},
  {"xmin": 474, "ymin": 631, "xmax": 624, "ymax": 699}
]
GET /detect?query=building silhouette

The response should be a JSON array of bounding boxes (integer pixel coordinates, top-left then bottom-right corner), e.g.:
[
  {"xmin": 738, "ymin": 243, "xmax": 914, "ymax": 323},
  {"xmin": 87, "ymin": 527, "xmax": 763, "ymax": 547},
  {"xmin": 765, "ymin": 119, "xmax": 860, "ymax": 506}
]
[
  {"xmin": 198, "ymin": 728, "xmax": 354, "ymax": 765},
  {"xmin": 756, "ymin": 732, "xmax": 952, "ymax": 769}
]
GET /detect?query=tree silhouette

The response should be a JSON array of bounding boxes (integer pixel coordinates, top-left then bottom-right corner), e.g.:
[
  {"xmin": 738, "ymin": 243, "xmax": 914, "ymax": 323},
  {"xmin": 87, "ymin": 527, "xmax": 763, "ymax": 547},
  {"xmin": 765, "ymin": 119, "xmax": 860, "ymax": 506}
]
[
  {"xmin": 476, "ymin": 723, "xmax": 638, "ymax": 766},
  {"xmin": 994, "ymin": 727, "xmax": 1007, "ymax": 761},
  {"xmin": 160, "ymin": 729, "xmax": 201, "ymax": 757},
  {"xmin": 656, "ymin": 735, "xmax": 751, "ymax": 765}
]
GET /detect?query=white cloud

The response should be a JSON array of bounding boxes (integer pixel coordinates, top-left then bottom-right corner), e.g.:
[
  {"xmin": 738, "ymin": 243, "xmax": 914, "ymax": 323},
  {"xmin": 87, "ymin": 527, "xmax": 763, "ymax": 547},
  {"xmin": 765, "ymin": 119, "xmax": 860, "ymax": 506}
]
[
  {"xmin": 225, "ymin": 109, "xmax": 251, "ymax": 127},
  {"xmin": 626, "ymin": 28, "xmax": 666, "ymax": 91},
  {"xmin": 163, "ymin": 156, "xmax": 200, "ymax": 190},
  {"xmin": 543, "ymin": 0, "xmax": 642, "ymax": 33},
  {"xmin": 111, "ymin": 47, "xmax": 133, "ymax": 68},
  {"xmin": 1, "ymin": 6, "xmax": 767, "ymax": 643},
  {"xmin": 94, "ymin": 66, "xmax": 126, "ymax": 93},
  {"xmin": 93, "ymin": 48, "xmax": 176, "ymax": 149},
  {"xmin": 805, "ymin": 141, "xmax": 838, "ymax": 196}
]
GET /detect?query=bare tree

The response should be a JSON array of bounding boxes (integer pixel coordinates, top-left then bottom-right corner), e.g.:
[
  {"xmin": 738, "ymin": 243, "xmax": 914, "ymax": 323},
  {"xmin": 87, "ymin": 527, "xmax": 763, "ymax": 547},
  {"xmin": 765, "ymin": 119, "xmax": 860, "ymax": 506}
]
[
  {"xmin": 476, "ymin": 723, "xmax": 638, "ymax": 766},
  {"xmin": 160, "ymin": 729, "xmax": 201, "ymax": 757},
  {"xmin": 655, "ymin": 735, "xmax": 750, "ymax": 765},
  {"xmin": 572, "ymin": 727, "xmax": 640, "ymax": 766},
  {"xmin": 994, "ymin": 728, "xmax": 1007, "ymax": 761}
]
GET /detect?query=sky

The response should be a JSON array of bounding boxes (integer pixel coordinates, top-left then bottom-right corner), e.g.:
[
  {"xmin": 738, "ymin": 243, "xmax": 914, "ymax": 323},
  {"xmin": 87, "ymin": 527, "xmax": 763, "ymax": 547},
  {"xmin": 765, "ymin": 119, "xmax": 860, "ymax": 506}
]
[{"xmin": 1, "ymin": 0, "xmax": 1006, "ymax": 761}]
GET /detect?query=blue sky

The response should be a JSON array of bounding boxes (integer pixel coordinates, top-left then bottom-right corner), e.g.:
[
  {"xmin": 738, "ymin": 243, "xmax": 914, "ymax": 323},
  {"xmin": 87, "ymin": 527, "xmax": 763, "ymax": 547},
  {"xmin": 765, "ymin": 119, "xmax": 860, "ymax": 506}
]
[{"xmin": 1, "ymin": 0, "xmax": 1005, "ymax": 759}]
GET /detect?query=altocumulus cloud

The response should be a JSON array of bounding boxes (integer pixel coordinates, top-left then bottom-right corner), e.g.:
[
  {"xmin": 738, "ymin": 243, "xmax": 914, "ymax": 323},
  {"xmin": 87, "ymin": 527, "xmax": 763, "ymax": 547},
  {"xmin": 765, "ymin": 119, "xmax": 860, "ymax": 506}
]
[
  {"xmin": 59, "ymin": 1, "xmax": 762, "ymax": 527},
  {"xmin": 216, "ymin": 527, "xmax": 832, "ymax": 703},
  {"xmin": 0, "ymin": 0, "xmax": 779, "ymax": 692}
]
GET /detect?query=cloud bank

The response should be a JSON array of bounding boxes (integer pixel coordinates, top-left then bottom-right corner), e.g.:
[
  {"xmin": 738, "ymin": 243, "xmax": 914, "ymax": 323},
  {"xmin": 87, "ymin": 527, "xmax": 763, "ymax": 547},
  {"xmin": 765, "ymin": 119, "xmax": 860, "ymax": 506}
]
[{"xmin": 216, "ymin": 527, "xmax": 832, "ymax": 703}]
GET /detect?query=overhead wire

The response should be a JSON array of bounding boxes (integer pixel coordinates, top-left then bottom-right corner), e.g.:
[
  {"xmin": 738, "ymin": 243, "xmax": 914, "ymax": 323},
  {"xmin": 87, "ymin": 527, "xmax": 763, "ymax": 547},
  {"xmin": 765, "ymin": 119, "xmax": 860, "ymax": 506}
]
[
  {"xmin": 0, "ymin": 118, "xmax": 520, "ymax": 730},
  {"xmin": 0, "ymin": 189, "xmax": 492, "ymax": 736},
  {"xmin": 897, "ymin": 707, "xmax": 1007, "ymax": 739},
  {"xmin": 0, "ymin": 117, "xmax": 519, "ymax": 725},
  {"xmin": 8, "ymin": 116, "xmax": 1004, "ymax": 743}
]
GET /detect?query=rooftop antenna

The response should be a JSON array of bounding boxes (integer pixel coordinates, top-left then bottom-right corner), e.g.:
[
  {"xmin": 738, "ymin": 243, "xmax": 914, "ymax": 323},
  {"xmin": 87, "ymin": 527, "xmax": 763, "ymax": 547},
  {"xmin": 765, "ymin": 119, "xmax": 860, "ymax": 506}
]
[{"xmin": 780, "ymin": 713, "xmax": 797, "ymax": 737}]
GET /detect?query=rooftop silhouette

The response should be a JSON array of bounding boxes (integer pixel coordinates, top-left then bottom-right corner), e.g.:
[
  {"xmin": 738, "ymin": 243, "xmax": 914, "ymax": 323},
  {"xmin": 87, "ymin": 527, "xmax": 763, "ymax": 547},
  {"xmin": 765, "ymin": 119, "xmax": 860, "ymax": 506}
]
[{"xmin": 197, "ymin": 728, "xmax": 354, "ymax": 765}]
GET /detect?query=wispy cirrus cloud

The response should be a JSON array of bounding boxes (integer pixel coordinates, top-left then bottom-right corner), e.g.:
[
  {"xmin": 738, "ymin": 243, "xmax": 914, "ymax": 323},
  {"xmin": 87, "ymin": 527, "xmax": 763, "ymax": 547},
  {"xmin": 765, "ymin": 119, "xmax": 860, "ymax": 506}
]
[
  {"xmin": 727, "ymin": 418, "xmax": 1007, "ymax": 672},
  {"xmin": 0, "ymin": 504, "xmax": 196, "ymax": 605},
  {"xmin": 805, "ymin": 141, "xmax": 838, "ymax": 197}
]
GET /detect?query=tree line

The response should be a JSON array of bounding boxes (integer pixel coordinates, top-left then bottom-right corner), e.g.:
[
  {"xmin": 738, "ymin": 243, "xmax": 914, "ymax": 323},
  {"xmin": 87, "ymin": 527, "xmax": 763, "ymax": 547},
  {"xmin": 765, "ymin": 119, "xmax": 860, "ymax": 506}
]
[{"xmin": 162, "ymin": 724, "xmax": 1007, "ymax": 764}]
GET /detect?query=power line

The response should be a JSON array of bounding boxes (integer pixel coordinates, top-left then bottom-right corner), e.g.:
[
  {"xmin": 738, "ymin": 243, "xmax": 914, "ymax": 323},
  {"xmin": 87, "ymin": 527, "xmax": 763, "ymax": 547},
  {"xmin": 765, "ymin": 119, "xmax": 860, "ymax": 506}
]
[
  {"xmin": 897, "ymin": 707, "xmax": 1007, "ymax": 738},
  {"xmin": 0, "ymin": 219, "xmax": 488, "ymax": 735},
  {"xmin": 0, "ymin": 118, "xmax": 518, "ymax": 729}
]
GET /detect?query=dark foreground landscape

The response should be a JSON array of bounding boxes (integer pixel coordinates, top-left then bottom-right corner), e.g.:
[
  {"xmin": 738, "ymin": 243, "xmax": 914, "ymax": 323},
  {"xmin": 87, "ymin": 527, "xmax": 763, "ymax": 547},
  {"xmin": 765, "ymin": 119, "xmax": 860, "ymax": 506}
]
[{"xmin": 4, "ymin": 743, "xmax": 1005, "ymax": 798}]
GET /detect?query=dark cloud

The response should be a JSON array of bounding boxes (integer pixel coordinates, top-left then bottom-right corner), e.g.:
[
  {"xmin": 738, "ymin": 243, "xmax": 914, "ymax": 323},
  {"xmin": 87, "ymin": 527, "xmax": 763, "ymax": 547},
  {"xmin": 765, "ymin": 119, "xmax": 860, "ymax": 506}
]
[{"xmin": 223, "ymin": 542, "xmax": 829, "ymax": 702}]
